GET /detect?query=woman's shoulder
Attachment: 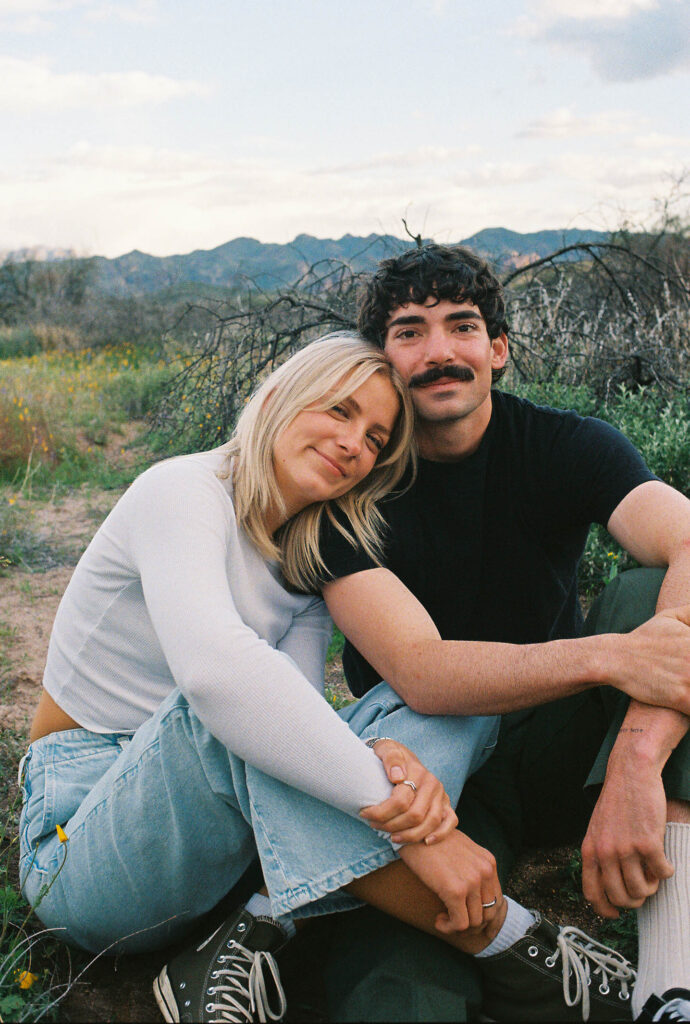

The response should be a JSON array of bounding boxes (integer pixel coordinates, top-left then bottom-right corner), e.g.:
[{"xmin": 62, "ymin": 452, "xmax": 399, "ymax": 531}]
[
  {"xmin": 114, "ymin": 447, "xmax": 236, "ymax": 535},
  {"xmin": 130, "ymin": 446, "xmax": 233, "ymax": 496}
]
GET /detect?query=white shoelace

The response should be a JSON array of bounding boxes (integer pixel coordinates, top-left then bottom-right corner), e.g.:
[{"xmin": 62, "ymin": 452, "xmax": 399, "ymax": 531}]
[
  {"xmin": 546, "ymin": 925, "xmax": 636, "ymax": 1022},
  {"xmin": 651, "ymin": 995, "xmax": 690, "ymax": 1022},
  {"xmin": 205, "ymin": 940, "xmax": 287, "ymax": 1023}
]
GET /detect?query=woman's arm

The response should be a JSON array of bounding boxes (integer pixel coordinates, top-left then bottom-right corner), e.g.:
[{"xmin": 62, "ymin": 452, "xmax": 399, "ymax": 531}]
[{"xmin": 124, "ymin": 459, "xmax": 398, "ymax": 820}]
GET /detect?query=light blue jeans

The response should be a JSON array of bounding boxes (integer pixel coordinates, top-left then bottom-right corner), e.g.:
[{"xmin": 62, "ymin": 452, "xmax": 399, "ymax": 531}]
[{"xmin": 19, "ymin": 683, "xmax": 498, "ymax": 954}]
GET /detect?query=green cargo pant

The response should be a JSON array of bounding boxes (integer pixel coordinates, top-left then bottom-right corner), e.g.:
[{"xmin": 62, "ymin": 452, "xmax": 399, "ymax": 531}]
[{"xmin": 323, "ymin": 568, "xmax": 690, "ymax": 1022}]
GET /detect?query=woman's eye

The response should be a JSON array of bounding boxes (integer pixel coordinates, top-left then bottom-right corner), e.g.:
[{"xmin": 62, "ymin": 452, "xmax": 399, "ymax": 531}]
[
  {"xmin": 367, "ymin": 434, "xmax": 384, "ymax": 452},
  {"xmin": 330, "ymin": 404, "xmax": 347, "ymax": 417}
]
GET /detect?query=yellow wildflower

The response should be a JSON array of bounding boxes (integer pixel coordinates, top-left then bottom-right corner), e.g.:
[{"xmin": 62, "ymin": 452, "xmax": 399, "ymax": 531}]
[
  {"xmin": 17, "ymin": 970, "xmax": 38, "ymax": 989},
  {"xmin": 56, "ymin": 824, "xmax": 68, "ymax": 843}
]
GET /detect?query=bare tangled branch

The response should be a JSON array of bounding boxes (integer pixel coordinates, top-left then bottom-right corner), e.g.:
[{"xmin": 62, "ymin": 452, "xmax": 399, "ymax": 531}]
[{"xmin": 151, "ymin": 225, "xmax": 689, "ymax": 452}]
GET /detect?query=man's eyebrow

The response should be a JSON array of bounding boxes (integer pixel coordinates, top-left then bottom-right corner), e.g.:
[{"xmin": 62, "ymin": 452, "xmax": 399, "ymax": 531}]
[
  {"xmin": 445, "ymin": 311, "xmax": 482, "ymax": 322},
  {"xmin": 386, "ymin": 310, "xmax": 483, "ymax": 329},
  {"xmin": 385, "ymin": 314, "xmax": 426, "ymax": 329}
]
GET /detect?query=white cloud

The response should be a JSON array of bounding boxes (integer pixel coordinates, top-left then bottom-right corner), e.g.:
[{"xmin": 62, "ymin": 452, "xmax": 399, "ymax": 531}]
[
  {"xmin": 522, "ymin": 0, "xmax": 690, "ymax": 81},
  {"xmin": 632, "ymin": 131, "xmax": 690, "ymax": 150},
  {"xmin": 518, "ymin": 107, "xmax": 642, "ymax": 139},
  {"xmin": 85, "ymin": 1, "xmax": 157, "ymax": 24},
  {"xmin": 0, "ymin": 0, "xmax": 157, "ymax": 30},
  {"xmin": 531, "ymin": 0, "xmax": 657, "ymax": 20},
  {"xmin": 0, "ymin": 57, "xmax": 209, "ymax": 111},
  {"xmin": 1, "ymin": 141, "xmax": 686, "ymax": 257}
]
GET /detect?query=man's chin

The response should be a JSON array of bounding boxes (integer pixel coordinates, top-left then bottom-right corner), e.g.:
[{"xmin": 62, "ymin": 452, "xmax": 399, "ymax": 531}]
[{"xmin": 412, "ymin": 394, "xmax": 474, "ymax": 421}]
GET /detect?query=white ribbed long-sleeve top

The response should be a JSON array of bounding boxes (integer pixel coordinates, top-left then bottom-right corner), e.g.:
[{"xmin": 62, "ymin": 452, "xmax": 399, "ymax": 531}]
[{"xmin": 43, "ymin": 448, "xmax": 393, "ymax": 818}]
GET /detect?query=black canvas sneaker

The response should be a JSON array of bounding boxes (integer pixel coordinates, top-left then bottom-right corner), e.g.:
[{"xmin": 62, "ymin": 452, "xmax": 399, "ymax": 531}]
[
  {"xmin": 153, "ymin": 907, "xmax": 288, "ymax": 1023},
  {"xmin": 478, "ymin": 911, "xmax": 636, "ymax": 1021},
  {"xmin": 637, "ymin": 988, "xmax": 690, "ymax": 1021}
]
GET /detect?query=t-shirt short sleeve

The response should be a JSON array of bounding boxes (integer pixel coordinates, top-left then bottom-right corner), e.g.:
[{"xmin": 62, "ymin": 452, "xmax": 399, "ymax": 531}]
[
  {"xmin": 528, "ymin": 408, "xmax": 658, "ymax": 531},
  {"xmin": 317, "ymin": 512, "xmax": 379, "ymax": 588}
]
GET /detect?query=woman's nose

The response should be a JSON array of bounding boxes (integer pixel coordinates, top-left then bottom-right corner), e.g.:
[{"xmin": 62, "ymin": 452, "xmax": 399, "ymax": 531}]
[{"xmin": 337, "ymin": 425, "xmax": 362, "ymax": 456}]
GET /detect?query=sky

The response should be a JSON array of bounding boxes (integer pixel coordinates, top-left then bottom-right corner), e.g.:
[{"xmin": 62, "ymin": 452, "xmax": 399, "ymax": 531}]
[{"xmin": 2, "ymin": 0, "xmax": 689, "ymax": 257}]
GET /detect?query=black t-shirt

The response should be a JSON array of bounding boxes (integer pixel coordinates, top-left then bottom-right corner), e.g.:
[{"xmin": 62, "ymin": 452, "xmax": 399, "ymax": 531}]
[{"xmin": 320, "ymin": 390, "xmax": 657, "ymax": 697}]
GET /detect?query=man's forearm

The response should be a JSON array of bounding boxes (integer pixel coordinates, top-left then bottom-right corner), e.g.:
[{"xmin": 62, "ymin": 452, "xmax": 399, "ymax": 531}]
[
  {"xmin": 325, "ymin": 568, "xmax": 690, "ymax": 717},
  {"xmin": 607, "ymin": 546, "xmax": 690, "ymax": 771},
  {"xmin": 394, "ymin": 634, "xmax": 611, "ymax": 715}
]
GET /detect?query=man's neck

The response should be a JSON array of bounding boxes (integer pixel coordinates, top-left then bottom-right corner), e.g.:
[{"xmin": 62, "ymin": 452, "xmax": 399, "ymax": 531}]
[{"xmin": 416, "ymin": 392, "xmax": 494, "ymax": 462}]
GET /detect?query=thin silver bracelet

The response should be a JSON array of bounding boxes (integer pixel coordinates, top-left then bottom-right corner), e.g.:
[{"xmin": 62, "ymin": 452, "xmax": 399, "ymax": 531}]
[{"xmin": 364, "ymin": 736, "xmax": 395, "ymax": 749}]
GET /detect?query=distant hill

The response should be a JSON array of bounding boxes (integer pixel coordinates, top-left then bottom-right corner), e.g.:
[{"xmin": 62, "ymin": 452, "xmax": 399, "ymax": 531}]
[
  {"xmin": 463, "ymin": 227, "xmax": 607, "ymax": 267},
  {"xmin": 4, "ymin": 228, "xmax": 610, "ymax": 295}
]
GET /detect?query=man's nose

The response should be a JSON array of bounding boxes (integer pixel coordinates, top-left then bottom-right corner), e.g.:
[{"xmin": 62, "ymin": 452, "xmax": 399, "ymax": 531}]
[{"xmin": 425, "ymin": 328, "xmax": 454, "ymax": 363}]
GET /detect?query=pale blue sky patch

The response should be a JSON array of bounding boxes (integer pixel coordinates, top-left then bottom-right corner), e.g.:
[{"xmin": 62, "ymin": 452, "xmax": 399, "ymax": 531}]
[{"xmin": 1, "ymin": 0, "xmax": 688, "ymax": 256}]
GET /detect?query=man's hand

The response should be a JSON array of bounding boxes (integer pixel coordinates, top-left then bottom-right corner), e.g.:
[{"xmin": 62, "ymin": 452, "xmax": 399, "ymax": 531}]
[
  {"xmin": 400, "ymin": 829, "xmax": 503, "ymax": 935},
  {"xmin": 360, "ymin": 739, "xmax": 457, "ymax": 845},
  {"xmin": 581, "ymin": 755, "xmax": 673, "ymax": 918},
  {"xmin": 616, "ymin": 605, "xmax": 690, "ymax": 714}
]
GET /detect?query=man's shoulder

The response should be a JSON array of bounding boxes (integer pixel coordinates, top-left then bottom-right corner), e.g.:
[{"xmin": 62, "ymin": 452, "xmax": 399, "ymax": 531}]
[
  {"xmin": 493, "ymin": 389, "xmax": 584, "ymax": 426},
  {"xmin": 493, "ymin": 390, "xmax": 618, "ymax": 454}
]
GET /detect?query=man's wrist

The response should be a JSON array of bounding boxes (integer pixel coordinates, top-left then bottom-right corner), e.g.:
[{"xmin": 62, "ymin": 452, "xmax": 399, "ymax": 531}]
[
  {"xmin": 582, "ymin": 632, "xmax": 623, "ymax": 688},
  {"xmin": 607, "ymin": 716, "xmax": 681, "ymax": 775}
]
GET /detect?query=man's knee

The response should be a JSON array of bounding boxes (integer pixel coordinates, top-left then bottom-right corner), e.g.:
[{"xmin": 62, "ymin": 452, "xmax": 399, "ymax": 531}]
[
  {"xmin": 583, "ymin": 567, "xmax": 666, "ymax": 636},
  {"xmin": 324, "ymin": 907, "xmax": 480, "ymax": 1022}
]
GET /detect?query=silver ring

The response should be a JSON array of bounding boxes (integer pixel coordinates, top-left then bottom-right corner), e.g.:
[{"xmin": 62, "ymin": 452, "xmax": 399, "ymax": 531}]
[
  {"xmin": 482, "ymin": 898, "xmax": 497, "ymax": 909},
  {"xmin": 401, "ymin": 779, "xmax": 417, "ymax": 793}
]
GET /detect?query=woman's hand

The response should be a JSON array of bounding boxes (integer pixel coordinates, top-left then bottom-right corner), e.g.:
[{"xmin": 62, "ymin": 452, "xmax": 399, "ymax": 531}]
[
  {"xmin": 400, "ymin": 830, "xmax": 504, "ymax": 939},
  {"xmin": 359, "ymin": 739, "xmax": 458, "ymax": 845}
]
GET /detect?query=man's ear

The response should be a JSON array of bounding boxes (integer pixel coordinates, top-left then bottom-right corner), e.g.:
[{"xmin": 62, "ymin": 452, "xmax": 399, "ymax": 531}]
[{"xmin": 491, "ymin": 332, "xmax": 509, "ymax": 370}]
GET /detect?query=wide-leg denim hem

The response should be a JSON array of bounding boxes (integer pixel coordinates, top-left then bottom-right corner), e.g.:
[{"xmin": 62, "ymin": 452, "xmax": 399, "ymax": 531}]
[
  {"xmin": 270, "ymin": 842, "xmax": 398, "ymax": 918},
  {"xmin": 18, "ymin": 684, "xmax": 498, "ymax": 952}
]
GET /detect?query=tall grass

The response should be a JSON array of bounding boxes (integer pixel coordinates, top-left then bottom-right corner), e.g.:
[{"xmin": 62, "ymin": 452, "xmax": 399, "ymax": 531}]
[{"xmin": 0, "ymin": 343, "xmax": 173, "ymax": 492}]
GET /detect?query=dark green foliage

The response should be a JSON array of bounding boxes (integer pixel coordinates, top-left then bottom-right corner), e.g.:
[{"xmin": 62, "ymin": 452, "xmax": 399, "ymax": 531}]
[
  {"xmin": 102, "ymin": 363, "xmax": 174, "ymax": 420},
  {"xmin": 0, "ymin": 328, "xmax": 45, "ymax": 360}
]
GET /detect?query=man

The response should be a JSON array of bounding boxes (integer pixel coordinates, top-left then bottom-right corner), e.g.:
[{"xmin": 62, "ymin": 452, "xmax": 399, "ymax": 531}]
[{"xmin": 319, "ymin": 243, "xmax": 690, "ymax": 1022}]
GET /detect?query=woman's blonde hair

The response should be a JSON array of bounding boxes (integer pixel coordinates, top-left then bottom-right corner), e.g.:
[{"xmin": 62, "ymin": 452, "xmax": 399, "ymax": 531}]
[{"xmin": 223, "ymin": 332, "xmax": 415, "ymax": 591}]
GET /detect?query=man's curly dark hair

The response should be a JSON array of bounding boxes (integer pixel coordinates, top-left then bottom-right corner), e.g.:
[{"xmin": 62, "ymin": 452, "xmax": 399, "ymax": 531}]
[{"xmin": 357, "ymin": 243, "xmax": 509, "ymax": 383}]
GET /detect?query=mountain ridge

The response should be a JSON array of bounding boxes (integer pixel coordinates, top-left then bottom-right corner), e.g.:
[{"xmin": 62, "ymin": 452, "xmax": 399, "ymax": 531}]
[{"xmin": 3, "ymin": 227, "xmax": 609, "ymax": 295}]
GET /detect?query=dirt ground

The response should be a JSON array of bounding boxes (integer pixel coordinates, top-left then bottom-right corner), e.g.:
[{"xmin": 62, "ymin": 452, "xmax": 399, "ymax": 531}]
[{"xmin": 0, "ymin": 477, "xmax": 622, "ymax": 1022}]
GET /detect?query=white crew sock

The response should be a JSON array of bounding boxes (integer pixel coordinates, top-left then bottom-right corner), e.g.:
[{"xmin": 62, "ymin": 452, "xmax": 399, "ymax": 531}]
[
  {"xmin": 474, "ymin": 896, "xmax": 536, "ymax": 958},
  {"xmin": 245, "ymin": 892, "xmax": 296, "ymax": 938},
  {"xmin": 632, "ymin": 822, "xmax": 690, "ymax": 1019}
]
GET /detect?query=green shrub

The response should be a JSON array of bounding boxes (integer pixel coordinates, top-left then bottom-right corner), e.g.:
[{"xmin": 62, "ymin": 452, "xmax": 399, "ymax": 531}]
[
  {"xmin": 102, "ymin": 362, "xmax": 174, "ymax": 419},
  {"xmin": 506, "ymin": 379, "xmax": 600, "ymax": 418},
  {"xmin": 597, "ymin": 387, "xmax": 690, "ymax": 496},
  {"xmin": 0, "ymin": 328, "xmax": 43, "ymax": 361}
]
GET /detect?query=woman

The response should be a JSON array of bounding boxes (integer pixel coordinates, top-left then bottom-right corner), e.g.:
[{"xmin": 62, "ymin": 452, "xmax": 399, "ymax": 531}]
[{"xmin": 18, "ymin": 333, "xmax": 501, "ymax": 1022}]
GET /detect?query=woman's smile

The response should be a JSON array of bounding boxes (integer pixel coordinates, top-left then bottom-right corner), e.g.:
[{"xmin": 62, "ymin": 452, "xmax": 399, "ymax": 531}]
[{"xmin": 312, "ymin": 448, "xmax": 348, "ymax": 478}]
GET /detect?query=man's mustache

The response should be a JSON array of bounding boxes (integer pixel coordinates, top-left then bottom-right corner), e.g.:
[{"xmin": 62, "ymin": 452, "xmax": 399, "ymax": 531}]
[{"xmin": 409, "ymin": 365, "xmax": 476, "ymax": 388}]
